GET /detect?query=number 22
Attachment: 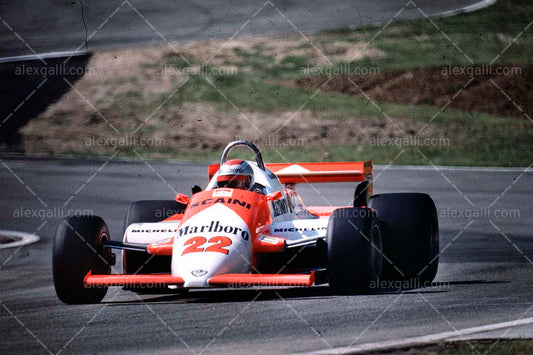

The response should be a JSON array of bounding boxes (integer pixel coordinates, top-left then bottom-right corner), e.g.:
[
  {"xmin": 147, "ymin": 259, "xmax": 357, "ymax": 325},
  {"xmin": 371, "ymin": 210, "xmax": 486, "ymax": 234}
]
[{"xmin": 182, "ymin": 236, "xmax": 232, "ymax": 256}]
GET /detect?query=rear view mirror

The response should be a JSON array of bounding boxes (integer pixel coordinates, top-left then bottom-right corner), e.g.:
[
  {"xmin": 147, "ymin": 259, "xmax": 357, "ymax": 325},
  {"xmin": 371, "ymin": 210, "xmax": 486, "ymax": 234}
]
[
  {"xmin": 267, "ymin": 191, "xmax": 283, "ymax": 201},
  {"xmin": 175, "ymin": 193, "xmax": 189, "ymax": 204}
]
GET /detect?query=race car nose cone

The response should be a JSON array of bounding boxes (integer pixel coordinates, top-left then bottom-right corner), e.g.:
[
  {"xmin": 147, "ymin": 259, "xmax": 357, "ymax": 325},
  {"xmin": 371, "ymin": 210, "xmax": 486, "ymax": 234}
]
[
  {"xmin": 171, "ymin": 204, "xmax": 252, "ymax": 286},
  {"xmin": 183, "ymin": 269, "xmax": 211, "ymax": 288}
]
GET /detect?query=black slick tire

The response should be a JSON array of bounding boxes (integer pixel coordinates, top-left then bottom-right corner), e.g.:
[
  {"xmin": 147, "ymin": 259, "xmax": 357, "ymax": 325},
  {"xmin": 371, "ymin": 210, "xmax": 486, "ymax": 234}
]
[
  {"xmin": 327, "ymin": 207, "xmax": 382, "ymax": 293},
  {"xmin": 368, "ymin": 193, "xmax": 439, "ymax": 286},
  {"xmin": 53, "ymin": 216, "xmax": 111, "ymax": 304}
]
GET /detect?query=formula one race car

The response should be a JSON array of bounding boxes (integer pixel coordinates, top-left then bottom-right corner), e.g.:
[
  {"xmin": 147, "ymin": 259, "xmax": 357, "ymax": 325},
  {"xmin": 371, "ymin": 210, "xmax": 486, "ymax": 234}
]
[{"xmin": 53, "ymin": 140, "xmax": 439, "ymax": 304}]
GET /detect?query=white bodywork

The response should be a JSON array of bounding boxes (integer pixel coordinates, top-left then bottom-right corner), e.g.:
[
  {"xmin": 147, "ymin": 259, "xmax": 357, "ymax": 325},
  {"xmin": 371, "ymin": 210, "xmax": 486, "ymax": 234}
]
[
  {"xmin": 270, "ymin": 219, "xmax": 329, "ymax": 240},
  {"xmin": 124, "ymin": 221, "xmax": 181, "ymax": 244},
  {"xmin": 171, "ymin": 203, "xmax": 252, "ymax": 287}
]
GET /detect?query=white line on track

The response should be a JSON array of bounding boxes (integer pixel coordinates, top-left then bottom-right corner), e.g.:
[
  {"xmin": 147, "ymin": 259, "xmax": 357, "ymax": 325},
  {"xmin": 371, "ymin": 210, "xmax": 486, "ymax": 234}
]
[
  {"xmin": 0, "ymin": 230, "xmax": 40, "ymax": 249},
  {"xmin": 0, "ymin": 1, "xmax": 497, "ymax": 64},
  {"xmin": 435, "ymin": 0, "xmax": 497, "ymax": 18},
  {"xmin": 344, "ymin": 0, "xmax": 497, "ymax": 30},
  {"xmin": 0, "ymin": 51, "xmax": 88, "ymax": 64},
  {"xmin": 303, "ymin": 316, "xmax": 533, "ymax": 354}
]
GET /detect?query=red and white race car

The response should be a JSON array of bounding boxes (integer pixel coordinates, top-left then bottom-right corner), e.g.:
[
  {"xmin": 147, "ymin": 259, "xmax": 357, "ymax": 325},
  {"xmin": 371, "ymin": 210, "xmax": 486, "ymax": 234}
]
[{"xmin": 53, "ymin": 140, "xmax": 439, "ymax": 304}]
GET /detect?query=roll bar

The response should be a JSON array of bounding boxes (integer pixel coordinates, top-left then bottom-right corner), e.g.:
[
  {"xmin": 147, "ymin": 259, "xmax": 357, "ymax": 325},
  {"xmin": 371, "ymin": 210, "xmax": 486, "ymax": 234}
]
[{"xmin": 220, "ymin": 140, "xmax": 265, "ymax": 170}]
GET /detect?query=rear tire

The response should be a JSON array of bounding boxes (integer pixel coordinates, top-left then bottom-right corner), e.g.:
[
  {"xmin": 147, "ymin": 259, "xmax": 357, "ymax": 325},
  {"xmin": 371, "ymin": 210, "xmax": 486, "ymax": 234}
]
[
  {"xmin": 53, "ymin": 216, "xmax": 111, "ymax": 304},
  {"xmin": 368, "ymin": 193, "xmax": 439, "ymax": 286},
  {"xmin": 327, "ymin": 207, "xmax": 382, "ymax": 293}
]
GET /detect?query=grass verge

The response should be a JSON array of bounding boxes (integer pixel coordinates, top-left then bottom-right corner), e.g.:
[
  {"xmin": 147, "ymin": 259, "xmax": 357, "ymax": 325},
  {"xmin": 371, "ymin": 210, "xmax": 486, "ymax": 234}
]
[{"xmin": 20, "ymin": 0, "xmax": 532, "ymax": 166}]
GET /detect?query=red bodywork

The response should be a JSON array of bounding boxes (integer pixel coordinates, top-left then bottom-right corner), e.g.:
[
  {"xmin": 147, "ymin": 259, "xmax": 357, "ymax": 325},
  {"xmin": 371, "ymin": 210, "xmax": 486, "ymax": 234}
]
[
  {"xmin": 84, "ymin": 160, "xmax": 372, "ymax": 289},
  {"xmin": 84, "ymin": 189, "xmax": 309, "ymax": 288}
]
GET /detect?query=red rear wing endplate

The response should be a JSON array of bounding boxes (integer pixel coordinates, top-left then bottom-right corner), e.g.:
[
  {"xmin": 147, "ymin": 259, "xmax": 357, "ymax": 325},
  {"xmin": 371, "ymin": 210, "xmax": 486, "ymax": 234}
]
[
  {"xmin": 209, "ymin": 161, "xmax": 372, "ymax": 184},
  {"xmin": 267, "ymin": 161, "xmax": 372, "ymax": 184}
]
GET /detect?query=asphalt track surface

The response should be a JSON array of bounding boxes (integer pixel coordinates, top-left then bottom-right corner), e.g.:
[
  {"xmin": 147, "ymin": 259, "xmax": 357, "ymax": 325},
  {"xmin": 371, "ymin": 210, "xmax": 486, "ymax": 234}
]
[
  {"xmin": 1, "ymin": 0, "xmax": 484, "ymax": 58},
  {"xmin": 0, "ymin": 158, "xmax": 531, "ymax": 354}
]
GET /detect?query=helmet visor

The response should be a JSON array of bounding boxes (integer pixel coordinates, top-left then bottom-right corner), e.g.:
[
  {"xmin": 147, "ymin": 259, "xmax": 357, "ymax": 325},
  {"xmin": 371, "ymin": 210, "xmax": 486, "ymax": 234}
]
[{"xmin": 217, "ymin": 175, "xmax": 251, "ymax": 190}]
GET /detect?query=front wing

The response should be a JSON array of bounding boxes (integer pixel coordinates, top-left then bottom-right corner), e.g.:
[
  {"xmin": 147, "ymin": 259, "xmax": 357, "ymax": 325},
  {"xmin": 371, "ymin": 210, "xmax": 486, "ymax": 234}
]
[{"xmin": 84, "ymin": 271, "xmax": 315, "ymax": 288}]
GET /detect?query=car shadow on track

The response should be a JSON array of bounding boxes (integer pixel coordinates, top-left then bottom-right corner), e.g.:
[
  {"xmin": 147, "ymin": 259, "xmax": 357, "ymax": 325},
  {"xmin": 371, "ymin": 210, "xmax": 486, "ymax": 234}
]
[
  {"xmin": 100, "ymin": 280, "xmax": 507, "ymax": 305},
  {"xmin": 104, "ymin": 286, "xmax": 337, "ymax": 305},
  {"xmin": 442, "ymin": 280, "xmax": 510, "ymax": 285}
]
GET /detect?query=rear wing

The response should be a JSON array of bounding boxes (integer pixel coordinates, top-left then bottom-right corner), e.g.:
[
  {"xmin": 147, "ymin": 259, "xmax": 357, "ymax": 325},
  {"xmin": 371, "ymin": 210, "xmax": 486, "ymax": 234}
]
[
  {"xmin": 209, "ymin": 160, "xmax": 373, "ymax": 190},
  {"xmin": 266, "ymin": 161, "xmax": 372, "ymax": 184}
]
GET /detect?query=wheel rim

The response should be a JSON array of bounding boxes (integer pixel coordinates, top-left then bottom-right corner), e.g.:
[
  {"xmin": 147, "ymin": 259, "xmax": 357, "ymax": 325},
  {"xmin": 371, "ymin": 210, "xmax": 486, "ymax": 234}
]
[{"xmin": 97, "ymin": 232, "xmax": 112, "ymax": 273}]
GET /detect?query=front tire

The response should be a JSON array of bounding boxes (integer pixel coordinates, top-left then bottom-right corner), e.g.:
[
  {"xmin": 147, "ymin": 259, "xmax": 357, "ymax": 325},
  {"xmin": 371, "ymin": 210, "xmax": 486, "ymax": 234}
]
[
  {"xmin": 368, "ymin": 193, "xmax": 439, "ymax": 286},
  {"xmin": 53, "ymin": 216, "xmax": 112, "ymax": 304},
  {"xmin": 122, "ymin": 200, "xmax": 186, "ymax": 275},
  {"xmin": 327, "ymin": 207, "xmax": 382, "ymax": 293}
]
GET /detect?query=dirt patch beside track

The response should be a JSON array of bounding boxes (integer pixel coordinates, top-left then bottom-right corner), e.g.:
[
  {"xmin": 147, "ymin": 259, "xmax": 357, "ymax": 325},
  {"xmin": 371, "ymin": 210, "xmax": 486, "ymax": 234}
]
[
  {"xmin": 296, "ymin": 64, "xmax": 532, "ymax": 119},
  {"xmin": 12, "ymin": 0, "xmax": 532, "ymax": 166},
  {"xmin": 21, "ymin": 101, "xmax": 432, "ymax": 157}
]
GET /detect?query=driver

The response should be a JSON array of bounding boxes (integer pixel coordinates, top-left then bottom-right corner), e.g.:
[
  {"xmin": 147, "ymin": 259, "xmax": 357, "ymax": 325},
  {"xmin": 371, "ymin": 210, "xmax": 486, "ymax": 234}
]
[{"xmin": 217, "ymin": 159, "xmax": 254, "ymax": 190}]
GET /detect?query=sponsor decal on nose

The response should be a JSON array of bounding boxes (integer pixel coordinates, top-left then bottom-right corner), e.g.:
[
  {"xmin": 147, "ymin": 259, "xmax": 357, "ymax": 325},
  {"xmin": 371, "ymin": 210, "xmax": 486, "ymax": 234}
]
[
  {"xmin": 191, "ymin": 269, "xmax": 208, "ymax": 277},
  {"xmin": 178, "ymin": 220, "xmax": 250, "ymax": 240},
  {"xmin": 190, "ymin": 197, "xmax": 252, "ymax": 210}
]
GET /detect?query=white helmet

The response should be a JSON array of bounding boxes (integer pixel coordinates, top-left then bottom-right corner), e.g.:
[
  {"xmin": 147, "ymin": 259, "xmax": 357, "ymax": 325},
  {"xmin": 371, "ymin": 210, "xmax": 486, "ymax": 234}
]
[{"xmin": 217, "ymin": 159, "xmax": 254, "ymax": 190}]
